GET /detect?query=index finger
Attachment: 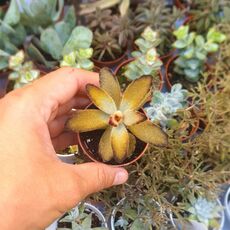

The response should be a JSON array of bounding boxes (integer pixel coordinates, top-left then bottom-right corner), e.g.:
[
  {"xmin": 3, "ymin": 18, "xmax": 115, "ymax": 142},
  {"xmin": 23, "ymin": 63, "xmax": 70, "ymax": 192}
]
[{"xmin": 25, "ymin": 67, "xmax": 99, "ymax": 121}]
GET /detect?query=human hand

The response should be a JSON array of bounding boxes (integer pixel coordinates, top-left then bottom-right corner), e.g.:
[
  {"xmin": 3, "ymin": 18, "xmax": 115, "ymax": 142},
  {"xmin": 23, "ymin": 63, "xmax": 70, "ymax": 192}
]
[{"xmin": 0, "ymin": 68, "xmax": 128, "ymax": 230}]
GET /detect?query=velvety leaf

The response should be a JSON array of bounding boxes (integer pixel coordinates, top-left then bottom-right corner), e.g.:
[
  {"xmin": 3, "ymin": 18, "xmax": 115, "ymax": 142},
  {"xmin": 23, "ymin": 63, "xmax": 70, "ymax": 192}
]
[
  {"xmin": 127, "ymin": 133, "xmax": 136, "ymax": 157},
  {"xmin": 99, "ymin": 68, "xmax": 121, "ymax": 107},
  {"xmin": 40, "ymin": 27, "xmax": 63, "ymax": 60},
  {"xmin": 111, "ymin": 124, "xmax": 129, "ymax": 162},
  {"xmin": 64, "ymin": 5, "xmax": 76, "ymax": 29},
  {"xmin": 3, "ymin": 0, "xmax": 20, "ymax": 25},
  {"xmin": 128, "ymin": 120, "xmax": 168, "ymax": 146},
  {"xmin": 120, "ymin": 76, "xmax": 152, "ymax": 111},
  {"xmin": 66, "ymin": 109, "xmax": 109, "ymax": 132},
  {"xmin": 54, "ymin": 21, "xmax": 72, "ymax": 45},
  {"xmin": 86, "ymin": 84, "xmax": 117, "ymax": 114},
  {"xmin": 62, "ymin": 26, "xmax": 93, "ymax": 55},
  {"xmin": 99, "ymin": 126, "xmax": 113, "ymax": 162},
  {"xmin": 123, "ymin": 110, "xmax": 146, "ymax": 126}
]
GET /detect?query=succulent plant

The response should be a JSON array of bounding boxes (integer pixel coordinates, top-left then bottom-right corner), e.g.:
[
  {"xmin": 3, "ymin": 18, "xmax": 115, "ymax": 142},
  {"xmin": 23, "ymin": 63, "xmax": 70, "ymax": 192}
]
[
  {"xmin": 4, "ymin": 0, "xmax": 64, "ymax": 29},
  {"xmin": 186, "ymin": 196, "xmax": 223, "ymax": 229},
  {"xmin": 124, "ymin": 27, "xmax": 163, "ymax": 80},
  {"xmin": 7, "ymin": 50, "xmax": 40, "ymax": 89},
  {"xmin": 58, "ymin": 204, "xmax": 107, "ymax": 230},
  {"xmin": 60, "ymin": 48, "xmax": 94, "ymax": 70},
  {"xmin": 145, "ymin": 83, "xmax": 188, "ymax": 129},
  {"xmin": 67, "ymin": 68, "xmax": 167, "ymax": 163},
  {"xmin": 92, "ymin": 31, "xmax": 122, "ymax": 61},
  {"xmin": 172, "ymin": 25, "xmax": 226, "ymax": 82}
]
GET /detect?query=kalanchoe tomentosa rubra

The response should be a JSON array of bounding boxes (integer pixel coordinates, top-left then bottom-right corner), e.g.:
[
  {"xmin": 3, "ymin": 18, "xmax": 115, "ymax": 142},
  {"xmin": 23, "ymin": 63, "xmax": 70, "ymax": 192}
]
[{"xmin": 67, "ymin": 68, "xmax": 167, "ymax": 163}]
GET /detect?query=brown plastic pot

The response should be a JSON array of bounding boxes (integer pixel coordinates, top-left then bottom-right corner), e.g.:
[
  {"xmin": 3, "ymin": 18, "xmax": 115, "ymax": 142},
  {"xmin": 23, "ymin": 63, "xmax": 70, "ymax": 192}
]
[
  {"xmin": 92, "ymin": 50, "xmax": 128, "ymax": 69},
  {"xmin": 0, "ymin": 71, "xmax": 9, "ymax": 98},
  {"xmin": 77, "ymin": 104, "xmax": 148, "ymax": 167},
  {"xmin": 114, "ymin": 58, "xmax": 164, "ymax": 91}
]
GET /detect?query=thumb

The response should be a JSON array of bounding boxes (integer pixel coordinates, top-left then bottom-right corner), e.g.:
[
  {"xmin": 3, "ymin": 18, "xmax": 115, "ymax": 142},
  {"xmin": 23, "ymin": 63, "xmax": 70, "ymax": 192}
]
[{"xmin": 55, "ymin": 162, "xmax": 128, "ymax": 211}]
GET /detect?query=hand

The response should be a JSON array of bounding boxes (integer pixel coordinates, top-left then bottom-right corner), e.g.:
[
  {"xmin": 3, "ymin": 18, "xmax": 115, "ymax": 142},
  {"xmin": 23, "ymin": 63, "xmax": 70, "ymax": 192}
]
[{"xmin": 0, "ymin": 68, "xmax": 128, "ymax": 230}]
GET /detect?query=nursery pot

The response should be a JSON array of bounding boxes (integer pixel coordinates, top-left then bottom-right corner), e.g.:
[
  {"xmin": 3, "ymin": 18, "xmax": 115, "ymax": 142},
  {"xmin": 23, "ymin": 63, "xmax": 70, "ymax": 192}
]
[
  {"xmin": 0, "ymin": 71, "xmax": 9, "ymax": 98},
  {"xmin": 57, "ymin": 202, "xmax": 108, "ymax": 229},
  {"xmin": 57, "ymin": 153, "xmax": 77, "ymax": 164},
  {"xmin": 92, "ymin": 49, "xmax": 128, "ymax": 69},
  {"xmin": 225, "ymin": 186, "xmax": 230, "ymax": 222},
  {"xmin": 114, "ymin": 58, "xmax": 164, "ymax": 92},
  {"xmin": 169, "ymin": 199, "xmax": 225, "ymax": 230},
  {"xmin": 77, "ymin": 104, "xmax": 148, "ymax": 167}
]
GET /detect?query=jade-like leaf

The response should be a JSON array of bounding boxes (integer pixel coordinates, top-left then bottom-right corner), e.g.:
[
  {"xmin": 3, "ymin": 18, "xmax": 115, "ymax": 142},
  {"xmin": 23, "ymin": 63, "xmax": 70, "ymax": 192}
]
[
  {"xmin": 120, "ymin": 76, "xmax": 152, "ymax": 111},
  {"xmin": 3, "ymin": 0, "xmax": 20, "ymax": 25},
  {"xmin": 111, "ymin": 124, "xmax": 129, "ymax": 162},
  {"xmin": 123, "ymin": 110, "xmax": 146, "ymax": 126},
  {"xmin": 127, "ymin": 133, "xmax": 136, "ymax": 157},
  {"xmin": 128, "ymin": 120, "xmax": 168, "ymax": 146},
  {"xmin": 86, "ymin": 84, "xmax": 117, "ymax": 114},
  {"xmin": 99, "ymin": 68, "xmax": 121, "ymax": 107},
  {"xmin": 173, "ymin": 25, "xmax": 189, "ymax": 40},
  {"xmin": 66, "ymin": 109, "xmax": 109, "ymax": 132},
  {"xmin": 99, "ymin": 126, "xmax": 113, "ymax": 162}
]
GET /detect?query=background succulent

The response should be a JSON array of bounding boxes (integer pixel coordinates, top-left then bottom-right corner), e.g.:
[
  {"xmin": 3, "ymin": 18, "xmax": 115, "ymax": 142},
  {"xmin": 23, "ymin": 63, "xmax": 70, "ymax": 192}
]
[
  {"xmin": 67, "ymin": 68, "xmax": 167, "ymax": 163},
  {"xmin": 172, "ymin": 25, "xmax": 226, "ymax": 82},
  {"xmin": 124, "ymin": 27, "xmax": 162, "ymax": 80},
  {"xmin": 145, "ymin": 83, "xmax": 188, "ymax": 129}
]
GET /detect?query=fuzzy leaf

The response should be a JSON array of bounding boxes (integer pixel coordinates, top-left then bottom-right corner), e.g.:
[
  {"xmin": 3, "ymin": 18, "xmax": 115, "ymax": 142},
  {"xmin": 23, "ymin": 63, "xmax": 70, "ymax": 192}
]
[
  {"xmin": 120, "ymin": 76, "xmax": 152, "ymax": 111},
  {"xmin": 123, "ymin": 110, "xmax": 146, "ymax": 126},
  {"xmin": 127, "ymin": 133, "xmax": 136, "ymax": 157},
  {"xmin": 86, "ymin": 84, "xmax": 117, "ymax": 114},
  {"xmin": 128, "ymin": 120, "xmax": 167, "ymax": 146},
  {"xmin": 3, "ymin": 0, "xmax": 20, "ymax": 25},
  {"xmin": 99, "ymin": 68, "xmax": 121, "ymax": 107},
  {"xmin": 67, "ymin": 109, "xmax": 109, "ymax": 132},
  {"xmin": 99, "ymin": 126, "xmax": 113, "ymax": 162},
  {"xmin": 111, "ymin": 124, "xmax": 129, "ymax": 162}
]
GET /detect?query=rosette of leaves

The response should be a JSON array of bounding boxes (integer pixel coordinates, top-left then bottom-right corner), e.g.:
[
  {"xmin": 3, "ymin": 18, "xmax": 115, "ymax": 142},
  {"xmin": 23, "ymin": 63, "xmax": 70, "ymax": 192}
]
[
  {"xmin": 185, "ymin": 196, "xmax": 223, "ymax": 229},
  {"xmin": 67, "ymin": 68, "xmax": 167, "ymax": 163},
  {"xmin": 172, "ymin": 25, "xmax": 226, "ymax": 82},
  {"xmin": 60, "ymin": 48, "xmax": 94, "ymax": 70},
  {"xmin": 7, "ymin": 50, "xmax": 40, "ymax": 89},
  {"xmin": 27, "ymin": 25, "xmax": 93, "ymax": 69},
  {"xmin": 189, "ymin": 0, "xmax": 230, "ymax": 33},
  {"xmin": 58, "ymin": 204, "xmax": 107, "ymax": 230},
  {"xmin": 124, "ymin": 27, "xmax": 163, "ymax": 80},
  {"xmin": 3, "ymin": 0, "xmax": 64, "ymax": 29},
  {"xmin": 92, "ymin": 31, "xmax": 122, "ymax": 61},
  {"xmin": 134, "ymin": 0, "xmax": 184, "ymax": 54},
  {"xmin": 145, "ymin": 83, "xmax": 188, "ymax": 129}
]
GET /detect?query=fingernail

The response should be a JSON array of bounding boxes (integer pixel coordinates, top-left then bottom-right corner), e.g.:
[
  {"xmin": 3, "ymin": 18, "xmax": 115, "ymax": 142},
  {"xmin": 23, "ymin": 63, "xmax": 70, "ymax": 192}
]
[{"xmin": 113, "ymin": 170, "xmax": 128, "ymax": 185}]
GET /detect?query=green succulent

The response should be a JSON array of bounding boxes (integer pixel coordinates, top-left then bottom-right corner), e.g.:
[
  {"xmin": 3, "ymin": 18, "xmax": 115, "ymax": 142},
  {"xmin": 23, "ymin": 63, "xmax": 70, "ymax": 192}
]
[
  {"xmin": 8, "ymin": 50, "xmax": 40, "ymax": 89},
  {"xmin": 124, "ymin": 27, "xmax": 162, "ymax": 80},
  {"xmin": 60, "ymin": 48, "xmax": 94, "ymax": 71},
  {"xmin": 186, "ymin": 196, "xmax": 223, "ymax": 229},
  {"xmin": 173, "ymin": 25, "xmax": 226, "ymax": 82}
]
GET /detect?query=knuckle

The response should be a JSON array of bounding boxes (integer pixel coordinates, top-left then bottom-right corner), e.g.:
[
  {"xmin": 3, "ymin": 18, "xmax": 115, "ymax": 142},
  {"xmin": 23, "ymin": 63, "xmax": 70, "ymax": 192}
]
[{"xmin": 96, "ymin": 165, "xmax": 109, "ymax": 189}]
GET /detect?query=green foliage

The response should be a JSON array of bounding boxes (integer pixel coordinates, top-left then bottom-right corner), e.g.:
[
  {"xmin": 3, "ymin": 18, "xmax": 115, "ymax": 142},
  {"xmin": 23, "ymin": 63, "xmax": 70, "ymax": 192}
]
[
  {"xmin": 186, "ymin": 196, "xmax": 222, "ymax": 228},
  {"xmin": 60, "ymin": 48, "xmax": 94, "ymax": 70},
  {"xmin": 145, "ymin": 84, "xmax": 188, "ymax": 129},
  {"xmin": 8, "ymin": 50, "xmax": 40, "ymax": 89},
  {"xmin": 124, "ymin": 27, "xmax": 162, "ymax": 80},
  {"xmin": 4, "ymin": 0, "xmax": 64, "ymax": 28},
  {"xmin": 58, "ymin": 204, "xmax": 107, "ymax": 230},
  {"xmin": 172, "ymin": 25, "xmax": 226, "ymax": 82}
]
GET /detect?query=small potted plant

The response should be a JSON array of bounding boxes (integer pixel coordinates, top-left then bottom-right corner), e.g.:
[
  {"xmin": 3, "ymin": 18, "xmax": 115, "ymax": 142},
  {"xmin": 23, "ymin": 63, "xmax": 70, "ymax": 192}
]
[
  {"xmin": 114, "ymin": 27, "xmax": 163, "ymax": 90},
  {"xmin": 110, "ymin": 196, "xmax": 170, "ymax": 230},
  {"xmin": 66, "ymin": 68, "xmax": 167, "ymax": 166},
  {"xmin": 166, "ymin": 25, "xmax": 226, "ymax": 89},
  {"xmin": 171, "ymin": 196, "xmax": 225, "ymax": 230},
  {"xmin": 145, "ymin": 83, "xmax": 199, "ymax": 140},
  {"xmin": 57, "ymin": 202, "xmax": 108, "ymax": 229}
]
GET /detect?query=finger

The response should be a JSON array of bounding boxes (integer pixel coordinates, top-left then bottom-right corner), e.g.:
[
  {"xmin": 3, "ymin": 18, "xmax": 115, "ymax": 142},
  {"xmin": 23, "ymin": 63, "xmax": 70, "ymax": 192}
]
[
  {"xmin": 52, "ymin": 132, "xmax": 77, "ymax": 151},
  {"xmin": 25, "ymin": 68, "xmax": 99, "ymax": 121},
  {"xmin": 56, "ymin": 96, "xmax": 90, "ymax": 118},
  {"xmin": 55, "ymin": 163, "xmax": 128, "ymax": 211},
  {"xmin": 49, "ymin": 115, "xmax": 70, "ymax": 138}
]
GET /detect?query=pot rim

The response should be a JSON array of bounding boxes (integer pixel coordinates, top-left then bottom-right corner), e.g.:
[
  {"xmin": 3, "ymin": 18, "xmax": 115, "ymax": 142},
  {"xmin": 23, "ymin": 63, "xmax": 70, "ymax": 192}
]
[
  {"xmin": 113, "ymin": 57, "xmax": 164, "ymax": 91},
  {"xmin": 77, "ymin": 103, "xmax": 149, "ymax": 167},
  {"xmin": 224, "ymin": 186, "xmax": 230, "ymax": 221}
]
